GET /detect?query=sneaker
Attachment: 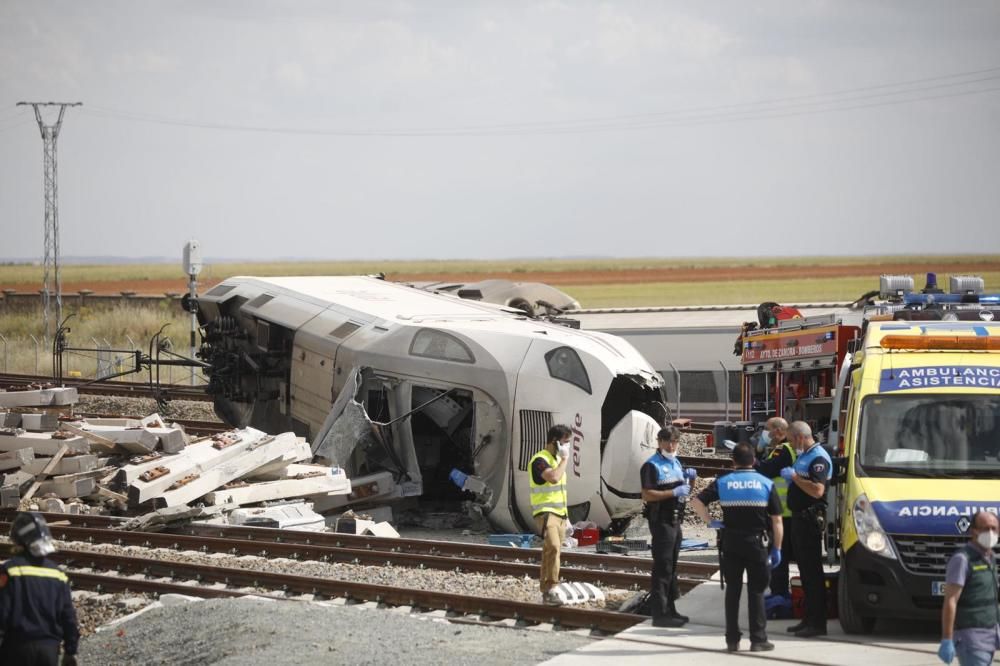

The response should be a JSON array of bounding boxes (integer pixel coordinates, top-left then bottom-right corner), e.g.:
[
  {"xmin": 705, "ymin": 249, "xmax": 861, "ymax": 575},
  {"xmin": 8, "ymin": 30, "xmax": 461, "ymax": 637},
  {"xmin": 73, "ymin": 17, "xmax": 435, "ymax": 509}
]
[
  {"xmin": 794, "ymin": 626, "xmax": 827, "ymax": 638},
  {"xmin": 750, "ymin": 641, "xmax": 775, "ymax": 652},
  {"xmin": 726, "ymin": 642, "xmax": 739, "ymax": 652},
  {"xmin": 669, "ymin": 612, "xmax": 690, "ymax": 624},
  {"xmin": 786, "ymin": 621, "xmax": 807, "ymax": 633},
  {"xmin": 652, "ymin": 616, "xmax": 687, "ymax": 628}
]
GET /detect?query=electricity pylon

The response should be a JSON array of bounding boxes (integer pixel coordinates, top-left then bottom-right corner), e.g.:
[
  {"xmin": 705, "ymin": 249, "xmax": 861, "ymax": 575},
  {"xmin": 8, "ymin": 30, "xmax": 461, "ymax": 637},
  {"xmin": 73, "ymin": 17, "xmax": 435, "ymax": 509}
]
[{"xmin": 17, "ymin": 101, "xmax": 81, "ymax": 347}]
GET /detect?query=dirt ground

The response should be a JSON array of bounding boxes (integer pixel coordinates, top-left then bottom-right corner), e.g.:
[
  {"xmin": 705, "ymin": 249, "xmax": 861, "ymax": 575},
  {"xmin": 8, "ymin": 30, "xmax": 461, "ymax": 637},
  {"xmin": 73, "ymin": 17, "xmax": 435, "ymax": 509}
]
[{"xmin": 37, "ymin": 260, "xmax": 1000, "ymax": 294}]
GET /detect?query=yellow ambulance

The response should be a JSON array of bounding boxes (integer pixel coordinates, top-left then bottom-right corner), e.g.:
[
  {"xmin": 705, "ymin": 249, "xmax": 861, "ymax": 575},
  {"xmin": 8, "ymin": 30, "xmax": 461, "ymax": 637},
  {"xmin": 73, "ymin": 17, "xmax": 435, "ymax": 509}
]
[{"xmin": 829, "ymin": 319, "xmax": 1000, "ymax": 633}]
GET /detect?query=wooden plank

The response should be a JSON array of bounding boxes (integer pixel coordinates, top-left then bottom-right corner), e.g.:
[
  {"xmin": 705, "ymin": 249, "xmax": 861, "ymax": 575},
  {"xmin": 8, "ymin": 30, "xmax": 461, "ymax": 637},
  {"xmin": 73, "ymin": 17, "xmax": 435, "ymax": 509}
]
[
  {"xmin": 22, "ymin": 443, "xmax": 70, "ymax": 501},
  {"xmin": 59, "ymin": 422, "xmax": 117, "ymax": 452},
  {"xmin": 95, "ymin": 486, "xmax": 128, "ymax": 503}
]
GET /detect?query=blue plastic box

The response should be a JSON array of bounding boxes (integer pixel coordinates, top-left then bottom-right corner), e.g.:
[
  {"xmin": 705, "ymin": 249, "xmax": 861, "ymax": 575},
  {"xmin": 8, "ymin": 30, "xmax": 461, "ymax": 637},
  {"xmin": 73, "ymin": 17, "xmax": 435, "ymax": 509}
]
[{"xmin": 487, "ymin": 533, "xmax": 535, "ymax": 548}]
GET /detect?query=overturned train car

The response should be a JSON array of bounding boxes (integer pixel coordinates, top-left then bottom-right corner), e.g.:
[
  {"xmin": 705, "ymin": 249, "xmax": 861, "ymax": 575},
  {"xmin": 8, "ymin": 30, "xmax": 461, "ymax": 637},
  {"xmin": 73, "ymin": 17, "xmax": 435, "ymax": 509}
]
[{"xmin": 194, "ymin": 276, "xmax": 668, "ymax": 533}]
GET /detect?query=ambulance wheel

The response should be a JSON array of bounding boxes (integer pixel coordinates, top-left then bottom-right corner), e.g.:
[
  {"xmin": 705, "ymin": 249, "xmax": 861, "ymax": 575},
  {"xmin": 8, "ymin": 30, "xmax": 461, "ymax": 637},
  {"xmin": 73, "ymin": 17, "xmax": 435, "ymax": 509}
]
[{"xmin": 837, "ymin": 567, "xmax": 875, "ymax": 634}]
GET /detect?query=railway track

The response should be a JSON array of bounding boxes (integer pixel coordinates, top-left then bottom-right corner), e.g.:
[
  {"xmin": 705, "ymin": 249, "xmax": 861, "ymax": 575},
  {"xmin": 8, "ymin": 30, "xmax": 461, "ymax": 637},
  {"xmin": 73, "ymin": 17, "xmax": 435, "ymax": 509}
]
[
  {"xmin": 54, "ymin": 548, "xmax": 645, "ymax": 633},
  {"xmin": 678, "ymin": 454, "xmax": 734, "ymax": 477},
  {"xmin": 0, "ymin": 511, "xmax": 721, "ymax": 634},
  {"xmin": 0, "ymin": 512, "xmax": 715, "ymax": 588},
  {"xmin": 0, "ymin": 372, "xmax": 211, "ymax": 402}
]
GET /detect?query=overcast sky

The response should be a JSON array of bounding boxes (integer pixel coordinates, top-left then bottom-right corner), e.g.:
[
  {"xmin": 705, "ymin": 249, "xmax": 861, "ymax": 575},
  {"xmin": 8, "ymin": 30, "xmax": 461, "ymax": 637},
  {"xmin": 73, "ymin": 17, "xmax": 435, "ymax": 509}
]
[{"xmin": 1, "ymin": 1, "xmax": 999, "ymax": 262}]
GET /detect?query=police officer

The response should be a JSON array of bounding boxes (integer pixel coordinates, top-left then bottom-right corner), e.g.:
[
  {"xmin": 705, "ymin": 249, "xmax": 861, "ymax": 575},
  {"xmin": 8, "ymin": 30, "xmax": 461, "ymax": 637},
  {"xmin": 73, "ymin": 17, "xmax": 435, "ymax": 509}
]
[
  {"xmin": 0, "ymin": 512, "xmax": 79, "ymax": 666},
  {"xmin": 529, "ymin": 424, "xmax": 572, "ymax": 605},
  {"xmin": 754, "ymin": 417, "xmax": 797, "ymax": 599},
  {"xmin": 693, "ymin": 442, "xmax": 783, "ymax": 652},
  {"xmin": 640, "ymin": 425, "xmax": 696, "ymax": 627},
  {"xmin": 780, "ymin": 420, "xmax": 832, "ymax": 638}
]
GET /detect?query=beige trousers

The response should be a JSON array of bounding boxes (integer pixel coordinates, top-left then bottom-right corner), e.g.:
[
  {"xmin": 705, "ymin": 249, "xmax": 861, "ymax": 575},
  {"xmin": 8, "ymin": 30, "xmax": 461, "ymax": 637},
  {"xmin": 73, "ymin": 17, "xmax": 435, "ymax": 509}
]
[{"xmin": 534, "ymin": 512, "xmax": 566, "ymax": 593}]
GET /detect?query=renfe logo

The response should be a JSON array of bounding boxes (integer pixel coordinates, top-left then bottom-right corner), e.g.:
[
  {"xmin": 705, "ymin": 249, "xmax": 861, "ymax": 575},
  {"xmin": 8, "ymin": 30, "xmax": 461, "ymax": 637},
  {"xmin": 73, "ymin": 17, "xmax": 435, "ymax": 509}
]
[{"xmin": 571, "ymin": 413, "xmax": 583, "ymax": 478}]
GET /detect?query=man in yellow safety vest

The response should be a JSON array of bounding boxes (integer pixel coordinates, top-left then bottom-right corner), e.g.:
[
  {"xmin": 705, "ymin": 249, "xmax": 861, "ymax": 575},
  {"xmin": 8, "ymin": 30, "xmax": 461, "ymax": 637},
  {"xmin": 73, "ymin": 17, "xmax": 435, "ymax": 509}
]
[
  {"xmin": 754, "ymin": 417, "xmax": 797, "ymax": 600},
  {"xmin": 529, "ymin": 424, "xmax": 573, "ymax": 605}
]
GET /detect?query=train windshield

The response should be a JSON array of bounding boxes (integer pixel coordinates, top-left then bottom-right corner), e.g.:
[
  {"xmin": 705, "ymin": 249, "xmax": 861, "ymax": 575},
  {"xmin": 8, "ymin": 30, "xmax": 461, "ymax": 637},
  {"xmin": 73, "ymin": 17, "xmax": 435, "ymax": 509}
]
[{"xmin": 858, "ymin": 394, "xmax": 1000, "ymax": 478}]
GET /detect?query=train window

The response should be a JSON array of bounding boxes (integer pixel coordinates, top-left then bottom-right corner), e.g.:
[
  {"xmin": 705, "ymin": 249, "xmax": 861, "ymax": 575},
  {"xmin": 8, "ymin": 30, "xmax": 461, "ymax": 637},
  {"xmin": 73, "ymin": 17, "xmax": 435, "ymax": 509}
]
[
  {"xmin": 409, "ymin": 328, "xmax": 475, "ymax": 364},
  {"xmin": 206, "ymin": 284, "xmax": 235, "ymax": 297},
  {"xmin": 545, "ymin": 347, "xmax": 592, "ymax": 394}
]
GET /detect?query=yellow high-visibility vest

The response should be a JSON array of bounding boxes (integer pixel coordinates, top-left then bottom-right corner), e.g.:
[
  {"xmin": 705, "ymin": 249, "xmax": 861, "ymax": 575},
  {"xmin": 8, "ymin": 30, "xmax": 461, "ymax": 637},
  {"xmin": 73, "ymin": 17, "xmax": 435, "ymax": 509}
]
[
  {"xmin": 768, "ymin": 442, "xmax": 798, "ymax": 518},
  {"xmin": 529, "ymin": 449, "xmax": 568, "ymax": 518}
]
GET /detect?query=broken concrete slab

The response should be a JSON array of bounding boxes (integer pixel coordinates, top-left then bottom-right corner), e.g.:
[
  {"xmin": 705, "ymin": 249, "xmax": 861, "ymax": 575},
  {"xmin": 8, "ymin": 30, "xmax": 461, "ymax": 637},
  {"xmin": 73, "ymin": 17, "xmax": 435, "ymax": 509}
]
[
  {"xmin": 2, "ymin": 470, "xmax": 34, "ymax": 491},
  {"xmin": 0, "ymin": 448, "xmax": 34, "ymax": 472},
  {"xmin": 36, "ymin": 477, "xmax": 96, "ymax": 498},
  {"xmin": 362, "ymin": 522, "xmax": 400, "ymax": 538},
  {"xmin": 1, "ymin": 485, "xmax": 20, "ymax": 508},
  {"xmin": 204, "ymin": 467, "xmax": 351, "ymax": 506},
  {"xmin": 0, "ymin": 432, "xmax": 89, "ymax": 456},
  {"xmin": 76, "ymin": 423, "xmax": 188, "ymax": 454},
  {"xmin": 227, "ymin": 501, "xmax": 326, "ymax": 530},
  {"xmin": 0, "ymin": 387, "xmax": 78, "ymax": 408},
  {"xmin": 24, "ymin": 454, "xmax": 98, "ymax": 476},
  {"xmin": 0, "ymin": 413, "xmax": 21, "ymax": 428},
  {"xmin": 20, "ymin": 413, "xmax": 59, "ymax": 432},
  {"xmin": 58, "ymin": 422, "xmax": 117, "ymax": 453},
  {"xmin": 124, "ymin": 428, "xmax": 282, "ymax": 506},
  {"xmin": 246, "ymin": 462, "xmax": 335, "ymax": 482},
  {"xmin": 147, "ymin": 432, "xmax": 308, "ymax": 509}
]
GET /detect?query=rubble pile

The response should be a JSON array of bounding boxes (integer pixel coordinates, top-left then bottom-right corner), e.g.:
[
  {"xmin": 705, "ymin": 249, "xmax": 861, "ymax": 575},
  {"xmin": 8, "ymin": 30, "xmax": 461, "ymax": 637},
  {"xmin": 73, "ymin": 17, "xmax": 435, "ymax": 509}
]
[{"xmin": 0, "ymin": 386, "xmax": 352, "ymax": 526}]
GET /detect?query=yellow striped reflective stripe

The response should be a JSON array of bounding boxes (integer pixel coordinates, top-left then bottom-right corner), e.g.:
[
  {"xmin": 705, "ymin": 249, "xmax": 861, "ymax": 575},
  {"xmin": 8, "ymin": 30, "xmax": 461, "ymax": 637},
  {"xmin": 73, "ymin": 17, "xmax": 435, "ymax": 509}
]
[
  {"xmin": 6, "ymin": 566, "xmax": 69, "ymax": 582},
  {"xmin": 530, "ymin": 484, "xmax": 566, "ymax": 495}
]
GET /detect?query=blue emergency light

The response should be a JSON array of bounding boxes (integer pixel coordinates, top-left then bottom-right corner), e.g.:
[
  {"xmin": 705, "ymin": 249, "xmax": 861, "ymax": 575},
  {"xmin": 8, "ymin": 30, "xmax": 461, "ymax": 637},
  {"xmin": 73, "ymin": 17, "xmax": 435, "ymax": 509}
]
[{"xmin": 902, "ymin": 293, "xmax": 1000, "ymax": 306}]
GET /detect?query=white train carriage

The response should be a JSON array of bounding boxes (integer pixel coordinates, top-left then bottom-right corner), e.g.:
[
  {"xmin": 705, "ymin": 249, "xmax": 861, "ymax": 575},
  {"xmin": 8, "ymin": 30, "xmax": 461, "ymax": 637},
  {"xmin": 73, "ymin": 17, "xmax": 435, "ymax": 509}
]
[
  {"xmin": 569, "ymin": 304, "xmax": 853, "ymax": 422},
  {"xmin": 195, "ymin": 276, "xmax": 668, "ymax": 533}
]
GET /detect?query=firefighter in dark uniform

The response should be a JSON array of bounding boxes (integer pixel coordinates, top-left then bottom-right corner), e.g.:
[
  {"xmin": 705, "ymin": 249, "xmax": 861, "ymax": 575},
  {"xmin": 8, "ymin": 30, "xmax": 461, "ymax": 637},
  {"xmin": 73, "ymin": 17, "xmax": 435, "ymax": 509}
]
[
  {"xmin": 754, "ymin": 416, "xmax": 797, "ymax": 599},
  {"xmin": 693, "ymin": 442, "xmax": 783, "ymax": 652},
  {"xmin": 0, "ymin": 512, "xmax": 79, "ymax": 666},
  {"xmin": 780, "ymin": 420, "xmax": 832, "ymax": 638},
  {"xmin": 640, "ymin": 425, "xmax": 696, "ymax": 627}
]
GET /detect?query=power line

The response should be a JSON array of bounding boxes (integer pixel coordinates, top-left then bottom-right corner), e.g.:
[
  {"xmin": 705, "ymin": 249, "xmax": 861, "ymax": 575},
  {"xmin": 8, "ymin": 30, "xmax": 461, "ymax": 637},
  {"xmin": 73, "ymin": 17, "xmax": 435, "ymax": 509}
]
[{"xmin": 76, "ymin": 64, "xmax": 1000, "ymax": 137}]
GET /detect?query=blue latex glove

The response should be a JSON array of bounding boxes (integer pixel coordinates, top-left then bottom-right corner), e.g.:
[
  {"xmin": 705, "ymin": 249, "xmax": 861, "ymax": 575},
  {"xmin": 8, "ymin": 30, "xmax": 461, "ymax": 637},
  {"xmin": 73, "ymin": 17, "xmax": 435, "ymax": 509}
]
[
  {"xmin": 684, "ymin": 468, "xmax": 697, "ymax": 481},
  {"xmin": 708, "ymin": 520, "xmax": 724, "ymax": 530},
  {"xmin": 779, "ymin": 467, "xmax": 795, "ymax": 481},
  {"xmin": 672, "ymin": 484, "xmax": 690, "ymax": 499},
  {"xmin": 938, "ymin": 639, "xmax": 955, "ymax": 664},
  {"xmin": 768, "ymin": 547, "xmax": 782, "ymax": 570}
]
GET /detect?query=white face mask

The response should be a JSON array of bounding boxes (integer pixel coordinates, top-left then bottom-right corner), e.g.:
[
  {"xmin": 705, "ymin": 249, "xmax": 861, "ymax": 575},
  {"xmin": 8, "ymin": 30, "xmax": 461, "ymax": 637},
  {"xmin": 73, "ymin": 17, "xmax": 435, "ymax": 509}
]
[
  {"xmin": 659, "ymin": 445, "xmax": 676, "ymax": 460},
  {"xmin": 976, "ymin": 530, "xmax": 999, "ymax": 550}
]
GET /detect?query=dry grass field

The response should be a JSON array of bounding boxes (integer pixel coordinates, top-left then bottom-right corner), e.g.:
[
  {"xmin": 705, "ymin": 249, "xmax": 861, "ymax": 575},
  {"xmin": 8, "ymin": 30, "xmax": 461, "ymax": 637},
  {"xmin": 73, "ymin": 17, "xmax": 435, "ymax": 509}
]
[{"xmin": 1, "ymin": 254, "xmax": 998, "ymax": 374}]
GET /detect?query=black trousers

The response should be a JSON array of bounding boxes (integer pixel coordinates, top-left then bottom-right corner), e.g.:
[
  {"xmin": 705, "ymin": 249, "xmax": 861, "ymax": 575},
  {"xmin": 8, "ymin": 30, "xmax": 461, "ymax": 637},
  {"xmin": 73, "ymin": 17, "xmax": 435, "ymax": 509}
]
[
  {"xmin": 648, "ymin": 519, "xmax": 682, "ymax": 620},
  {"xmin": 769, "ymin": 515, "xmax": 795, "ymax": 597},
  {"xmin": 0, "ymin": 639, "xmax": 60, "ymax": 666},
  {"xmin": 721, "ymin": 531, "xmax": 770, "ymax": 644},
  {"xmin": 790, "ymin": 514, "xmax": 826, "ymax": 629}
]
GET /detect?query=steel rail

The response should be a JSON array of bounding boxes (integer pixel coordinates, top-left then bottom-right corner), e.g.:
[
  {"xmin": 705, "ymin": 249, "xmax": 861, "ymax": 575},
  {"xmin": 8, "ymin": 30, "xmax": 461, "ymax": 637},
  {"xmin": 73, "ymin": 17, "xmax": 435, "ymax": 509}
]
[
  {"xmin": 0, "ymin": 372, "xmax": 210, "ymax": 401},
  {"xmin": 55, "ymin": 548, "xmax": 646, "ymax": 633},
  {"xmin": 10, "ymin": 511, "xmax": 717, "ymax": 579},
  {"xmin": 37, "ymin": 523, "xmax": 669, "ymax": 590}
]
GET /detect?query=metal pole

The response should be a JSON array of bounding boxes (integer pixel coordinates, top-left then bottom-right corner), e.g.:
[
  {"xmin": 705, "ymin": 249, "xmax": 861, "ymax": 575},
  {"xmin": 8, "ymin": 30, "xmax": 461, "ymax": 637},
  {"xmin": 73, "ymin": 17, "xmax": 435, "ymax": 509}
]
[
  {"xmin": 29, "ymin": 335, "xmax": 39, "ymax": 373},
  {"xmin": 719, "ymin": 360, "xmax": 731, "ymax": 422},
  {"xmin": 668, "ymin": 362, "xmax": 681, "ymax": 419},
  {"xmin": 189, "ymin": 273, "xmax": 197, "ymax": 385},
  {"xmin": 0, "ymin": 334, "xmax": 6, "ymax": 372}
]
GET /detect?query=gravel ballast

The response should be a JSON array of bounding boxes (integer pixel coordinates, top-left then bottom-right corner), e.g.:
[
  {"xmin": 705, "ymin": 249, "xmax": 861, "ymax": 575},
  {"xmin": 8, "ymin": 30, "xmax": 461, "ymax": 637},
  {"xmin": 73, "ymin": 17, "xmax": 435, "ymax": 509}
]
[{"xmin": 78, "ymin": 597, "xmax": 593, "ymax": 665}]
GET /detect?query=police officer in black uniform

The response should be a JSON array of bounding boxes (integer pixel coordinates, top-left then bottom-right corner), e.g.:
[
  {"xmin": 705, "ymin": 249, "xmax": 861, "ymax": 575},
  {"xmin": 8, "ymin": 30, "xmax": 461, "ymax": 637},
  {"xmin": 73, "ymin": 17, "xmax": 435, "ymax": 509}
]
[
  {"xmin": 693, "ymin": 442, "xmax": 783, "ymax": 652},
  {"xmin": 640, "ymin": 426, "xmax": 696, "ymax": 627},
  {"xmin": 780, "ymin": 420, "xmax": 832, "ymax": 638},
  {"xmin": 0, "ymin": 512, "xmax": 79, "ymax": 666}
]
